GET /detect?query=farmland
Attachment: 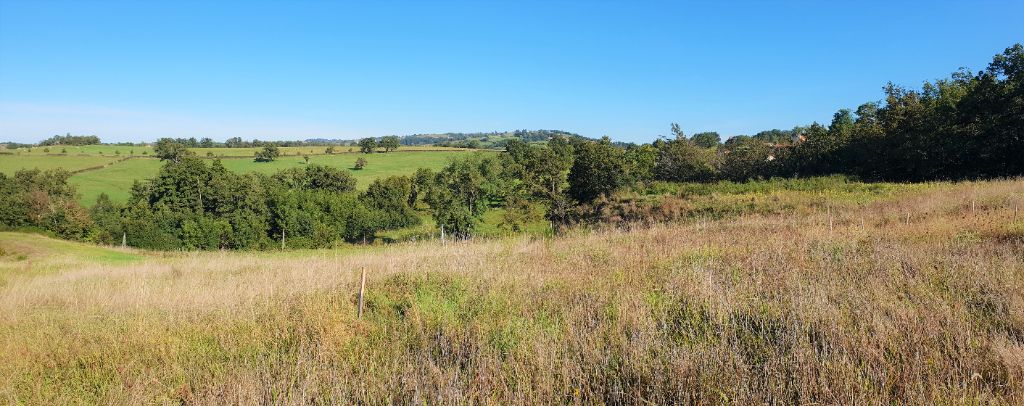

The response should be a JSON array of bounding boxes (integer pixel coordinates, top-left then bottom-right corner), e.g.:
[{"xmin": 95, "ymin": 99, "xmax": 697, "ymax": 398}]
[
  {"xmin": 0, "ymin": 148, "xmax": 488, "ymax": 204},
  {"xmin": 1, "ymin": 178, "xmax": 1021, "ymax": 403}
]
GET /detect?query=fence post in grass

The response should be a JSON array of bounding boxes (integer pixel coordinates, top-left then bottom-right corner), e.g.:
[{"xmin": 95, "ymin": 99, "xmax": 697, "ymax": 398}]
[
  {"xmin": 905, "ymin": 212, "xmax": 910, "ymax": 226},
  {"xmin": 828, "ymin": 207, "xmax": 833, "ymax": 233},
  {"xmin": 121, "ymin": 232, "xmax": 126, "ymax": 248},
  {"xmin": 357, "ymin": 267, "xmax": 366, "ymax": 319},
  {"xmin": 281, "ymin": 230, "xmax": 285, "ymax": 250},
  {"xmin": 441, "ymin": 224, "xmax": 446, "ymax": 245}
]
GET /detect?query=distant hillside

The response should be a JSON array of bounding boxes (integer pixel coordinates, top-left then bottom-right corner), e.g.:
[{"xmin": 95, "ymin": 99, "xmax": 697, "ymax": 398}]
[{"xmin": 307, "ymin": 129, "xmax": 587, "ymax": 149}]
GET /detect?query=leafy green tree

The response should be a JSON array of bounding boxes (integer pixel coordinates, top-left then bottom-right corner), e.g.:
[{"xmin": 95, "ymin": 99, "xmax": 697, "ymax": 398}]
[
  {"xmin": 720, "ymin": 136, "xmax": 781, "ymax": 181},
  {"xmin": 153, "ymin": 138, "xmax": 194, "ymax": 163},
  {"xmin": 690, "ymin": 132, "xmax": 721, "ymax": 148},
  {"xmin": 354, "ymin": 157, "xmax": 367, "ymax": 170},
  {"xmin": 254, "ymin": 146, "xmax": 280, "ymax": 162},
  {"xmin": 225, "ymin": 137, "xmax": 244, "ymax": 148},
  {"xmin": 380, "ymin": 136, "xmax": 401, "ymax": 152},
  {"xmin": 89, "ymin": 193, "xmax": 124, "ymax": 244},
  {"xmin": 359, "ymin": 138, "xmax": 377, "ymax": 154},
  {"xmin": 362, "ymin": 176, "xmax": 419, "ymax": 229},
  {"xmin": 273, "ymin": 164, "xmax": 357, "ymax": 192},
  {"xmin": 426, "ymin": 154, "xmax": 505, "ymax": 238},
  {"xmin": 410, "ymin": 168, "xmax": 434, "ymax": 207},
  {"xmin": 625, "ymin": 144, "xmax": 658, "ymax": 183},
  {"xmin": 0, "ymin": 168, "xmax": 92, "ymax": 239},
  {"xmin": 653, "ymin": 137, "xmax": 717, "ymax": 182},
  {"xmin": 567, "ymin": 137, "xmax": 630, "ymax": 202}
]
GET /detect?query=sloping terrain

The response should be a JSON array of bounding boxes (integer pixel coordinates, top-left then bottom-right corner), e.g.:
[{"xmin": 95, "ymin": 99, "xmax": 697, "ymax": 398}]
[{"xmin": 0, "ymin": 179, "xmax": 1022, "ymax": 404}]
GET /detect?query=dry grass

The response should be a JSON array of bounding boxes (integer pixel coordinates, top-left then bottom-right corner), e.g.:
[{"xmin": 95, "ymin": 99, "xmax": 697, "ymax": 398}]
[{"xmin": 0, "ymin": 179, "xmax": 1022, "ymax": 404}]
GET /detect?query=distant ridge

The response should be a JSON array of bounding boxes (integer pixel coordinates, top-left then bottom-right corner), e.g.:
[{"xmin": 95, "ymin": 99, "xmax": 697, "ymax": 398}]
[{"xmin": 306, "ymin": 129, "xmax": 587, "ymax": 148}]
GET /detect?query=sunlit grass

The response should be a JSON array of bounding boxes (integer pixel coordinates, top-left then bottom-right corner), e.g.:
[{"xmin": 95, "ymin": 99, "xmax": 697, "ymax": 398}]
[{"xmin": 1, "ymin": 179, "xmax": 1021, "ymax": 403}]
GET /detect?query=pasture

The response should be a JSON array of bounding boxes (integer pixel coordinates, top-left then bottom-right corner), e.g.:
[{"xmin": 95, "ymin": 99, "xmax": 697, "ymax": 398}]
[
  {"xmin": 4, "ymin": 144, "xmax": 464, "ymax": 157},
  {"xmin": 1, "ymin": 178, "xmax": 1022, "ymax": 403}
]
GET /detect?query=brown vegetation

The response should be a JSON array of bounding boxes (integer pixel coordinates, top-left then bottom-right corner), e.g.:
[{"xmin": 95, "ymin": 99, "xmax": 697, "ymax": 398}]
[{"xmin": 0, "ymin": 179, "xmax": 1022, "ymax": 404}]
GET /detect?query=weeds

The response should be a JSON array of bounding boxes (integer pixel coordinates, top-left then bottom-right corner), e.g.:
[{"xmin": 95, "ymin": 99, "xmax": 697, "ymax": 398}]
[{"xmin": 0, "ymin": 178, "xmax": 1022, "ymax": 404}]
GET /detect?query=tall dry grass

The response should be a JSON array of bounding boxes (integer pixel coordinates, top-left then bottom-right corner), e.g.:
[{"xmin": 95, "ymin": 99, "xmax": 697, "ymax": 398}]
[{"xmin": 0, "ymin": 179, "xmax": 1022, "ymax": 404}]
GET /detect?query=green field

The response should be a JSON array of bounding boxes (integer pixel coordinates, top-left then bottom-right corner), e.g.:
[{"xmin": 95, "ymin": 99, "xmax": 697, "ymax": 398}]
[
  {"xmin": 0, "ymin": 149, "xmax": 489, "ymax": 205},
  {"xmin": 4, "ymin": 144, "xmax": 467, "ymax": 157},
  {"xmin": 0, "ymin": 154, "xmax": 122, "ymax": 174},
  {"xmin": 3, "ymin": 144, "xmax": 154, "ymax": 156}
]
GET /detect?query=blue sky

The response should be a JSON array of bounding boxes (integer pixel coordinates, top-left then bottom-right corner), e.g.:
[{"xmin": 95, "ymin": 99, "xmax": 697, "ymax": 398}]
[{"xmin": 0, "ymin": 1, "xmax": 1021, "ymax": 144}]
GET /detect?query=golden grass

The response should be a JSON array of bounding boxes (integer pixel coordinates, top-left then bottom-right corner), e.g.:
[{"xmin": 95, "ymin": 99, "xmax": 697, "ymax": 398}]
[{"xmin": 0, "ymin": 179, "xmax": 1022, "ymax": 404}]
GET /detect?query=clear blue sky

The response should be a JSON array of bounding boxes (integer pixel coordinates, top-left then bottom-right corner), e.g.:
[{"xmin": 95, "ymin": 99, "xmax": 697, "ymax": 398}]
[{"xmin": 1, "ymin": 0, "xmax": 1021, "ymax": 144}]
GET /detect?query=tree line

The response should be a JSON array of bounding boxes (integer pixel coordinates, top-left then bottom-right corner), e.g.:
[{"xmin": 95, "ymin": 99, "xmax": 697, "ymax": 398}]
[{"xmin": 39, "ymin": 133, "xmax": 101, "ymax": 146}]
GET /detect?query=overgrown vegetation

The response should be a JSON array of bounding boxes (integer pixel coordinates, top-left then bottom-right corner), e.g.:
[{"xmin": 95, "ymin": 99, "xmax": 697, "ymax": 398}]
[{"xmin": 1, "ymin": 179, "xmax": 1021, "ymax": 403}]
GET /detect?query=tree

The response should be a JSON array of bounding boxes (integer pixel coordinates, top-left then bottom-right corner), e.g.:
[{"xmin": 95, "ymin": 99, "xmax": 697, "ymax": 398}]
[
  {"xmin": 0, "ymin": 168, "xmax": 92, "ymax": 239},
  {"xmin": 720, "ymin": 136, "xmax": 780, "ymax": 181},
  {"xmin": 199, "ymin": 137, "xmax": 215, "ymax": 148},
  {"xmin": 567, "ymin": 137, "xmax": 630, "ymax": 203},
  {"xmin": 354, "ymin": 157, "xmax": 367, "ymax": 170},
  {"xmin": 362, "ymin": 176, "xmax": 419, "ymax": 229},
  {"xmin": 625, "ymin": 144, "xmax": 658, "ymax": 183},
  {"xmin": 426, "ymin": 154, "xmax": 506, "ymax": 238},
  {"xmin": 254, "ymin": 146, "xmax": 280, "ymax": 162},
  {"xmin": 690, "ymin": 132, "xmax": 721, "ymax": 148},
  {"xmin": 89, "ymin": 193, "xmax": 123, "ymax": 244},
  {"xmin": 653, "ymin": 137, "xmax": 717, "ymax": 182},
  {"xmin": 410, "ymin": 168, "xmax": 434, "ymax": 207},
  {"xmin": 154, "ymin": 138, "xmax": 194, "ymax": 163},
  {"xmin": 225, "ymin": 137, "xmax": 244, "ymax": 148},
  {"xmin": 359, "ymin": 138, "xmax": 377, "ymax": 154},
  {"xmin": 325, "ymin": 146, "xmax": 335, "ymax": 155},
  {"xmin": 273, "ymin": 164, "xmax": 357, "ymax": 192},
  {"xmin": 380, "ymin": 136, "xmax": 401, "ymax": 152}
]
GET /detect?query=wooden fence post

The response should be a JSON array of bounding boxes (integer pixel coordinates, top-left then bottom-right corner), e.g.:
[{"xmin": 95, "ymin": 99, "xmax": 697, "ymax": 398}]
[
  {"xmin": 357, "ymin": 267, "xmax": 366, "ymax": 319},
  {"xmin": 121, "ymin": 232, "xmax": 127, "ymax": 248}
]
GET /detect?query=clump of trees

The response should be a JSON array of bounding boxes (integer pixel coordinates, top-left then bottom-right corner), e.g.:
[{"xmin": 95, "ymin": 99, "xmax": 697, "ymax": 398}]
[
  {"xmin": 254, "ymin": 146, "xmax": 280, "ymax": 162},
  {"xmin": 380, "ymin": 136, "xmax": 401, "ymax": 152},
  {"xmin": 357, "ymin": 136, "xmax": 401, "ymax": 154},
  {"xmin": 631, "ymin": 43, "xmax": 1024, "ymax": 183},
  {"xmin": 40, "ymin": 133, "xmax": 101, "ymax": 146},
  {"xmin": 1, "ymin": 140, "xmax": 423, "ymax": 250},
  {"xmin": 0, "ymin": 169, "xmax": 93, "ymax": 239}
]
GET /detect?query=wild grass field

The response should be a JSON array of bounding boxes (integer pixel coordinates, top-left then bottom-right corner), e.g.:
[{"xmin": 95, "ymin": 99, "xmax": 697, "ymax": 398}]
[
  {"xmin": 1, "ymin": 149, "xmax": 487, "ymax": 204},
  {"xmin": 1, "ymin": 178, "xmax": 1021, "ymax": 404}
]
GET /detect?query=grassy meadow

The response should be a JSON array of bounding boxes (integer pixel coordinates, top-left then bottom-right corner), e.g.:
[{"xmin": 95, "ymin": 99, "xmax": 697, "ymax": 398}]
[
  {"xmin": 0, "ymin": 154, "xmax": 123, "ymax": 174},
  {"xmin": 2, "ymin": 144, "xmax": 463, "ymax": 157},
  {"xmin": 1, "ymin": 148, "xmax": 487, "ymax": 204},
  {"xmin": 1, "ymin": 178, "xmax": 1022, "ymax": 403}
]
